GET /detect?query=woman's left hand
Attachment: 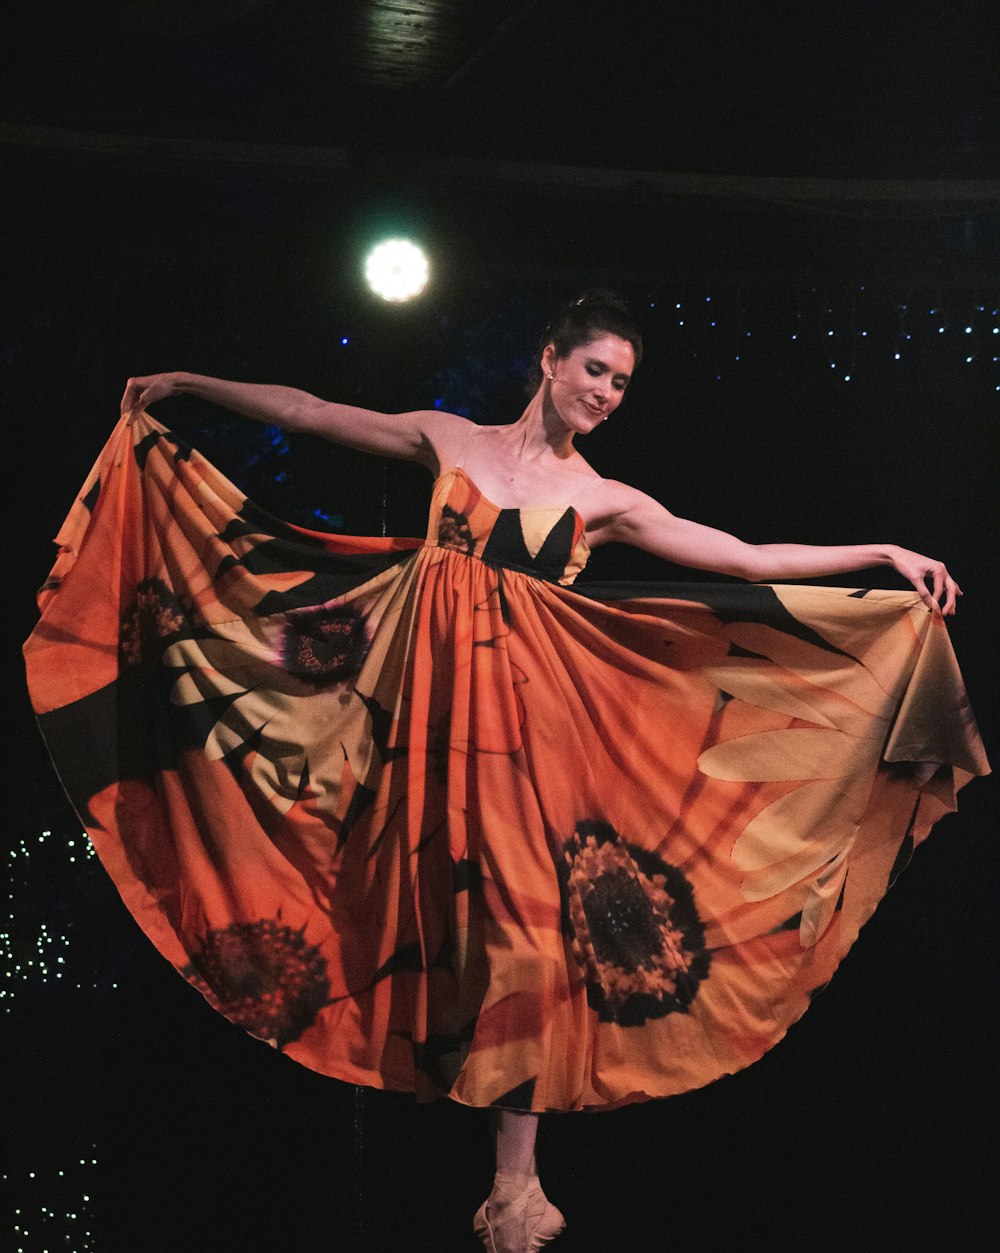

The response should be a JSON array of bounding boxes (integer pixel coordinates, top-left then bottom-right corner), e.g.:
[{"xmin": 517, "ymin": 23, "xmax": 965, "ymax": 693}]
[{"xmin": 888, "ymin": 545, "xmax": 962, "ymax": 615}]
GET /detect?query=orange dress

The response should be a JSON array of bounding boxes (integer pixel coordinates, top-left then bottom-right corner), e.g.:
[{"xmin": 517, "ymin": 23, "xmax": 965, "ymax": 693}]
[{"xmin": 24, "ymin": 413, "xmax": 988, "ymax": 1112}]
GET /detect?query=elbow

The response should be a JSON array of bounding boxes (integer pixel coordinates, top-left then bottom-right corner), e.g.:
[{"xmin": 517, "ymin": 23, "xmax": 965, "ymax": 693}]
[
  {"xmin": 282, "ymin": 399, "xmax": 320, "ymax": 433},
  {"xmin": 729, "ymin": 546, "xmax": 763, "ymax": 582}
]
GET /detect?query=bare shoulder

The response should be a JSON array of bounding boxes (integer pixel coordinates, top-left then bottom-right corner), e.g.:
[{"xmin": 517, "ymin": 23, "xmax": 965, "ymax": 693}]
[
  {"xmin": 584, "ymin": 476, "xmax": 655, "ymax": 519},
  {"xmin": 402, "ymin": 409, "xmax": 475, "ymax": 473},
  {"xmin": 581, "ymin": 477, "xmax": 670, "ymax": 546}
]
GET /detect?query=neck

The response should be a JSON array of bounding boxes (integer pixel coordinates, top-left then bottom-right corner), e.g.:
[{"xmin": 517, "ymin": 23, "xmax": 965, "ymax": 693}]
[{"xmin": 509, "ymin": 387, "xmax": 576, "ymax": 460}]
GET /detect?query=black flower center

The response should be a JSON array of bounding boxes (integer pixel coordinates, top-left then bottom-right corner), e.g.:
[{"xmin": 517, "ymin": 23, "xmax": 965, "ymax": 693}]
[
  {"xmin": 559, "ymin": 820, "xmax": 712, "ymax": 1027},
  {"xmin": 584, "ymin": 869, "xmax": 665, "ymax": 973},
  {"xmin": 120, "ymin": 577, "xmax": 190, "ymax": 664},
  {"xmin": 281, "ymin": 606, "xmax": 369, "ymax": 686},
  {"xmin": 182, "ymin": 919, "xmax": 330, "ymax": 1047}
]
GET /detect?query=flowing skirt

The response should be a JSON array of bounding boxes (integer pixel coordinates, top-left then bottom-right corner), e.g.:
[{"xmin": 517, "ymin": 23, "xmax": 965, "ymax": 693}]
[{"xmin": 23, "ymin": 414, "xmax": 988, "ymax": 1111}]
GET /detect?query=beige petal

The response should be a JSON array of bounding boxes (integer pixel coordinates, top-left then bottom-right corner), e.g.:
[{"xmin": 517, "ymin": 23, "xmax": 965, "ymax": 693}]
[
  {"xmin": 701, "ymin": 665, "xmax": 838, "ymax": 729},
  {"xmin": 731, "ymin": 778, "xmax": 864, "ymax": 871},
  {"xmin": 798, "ymin": 852, "xmax": 850, "ymax": 947},
  {"xmin": 698, "ymin": 727, "xmax": 857, "ymax": 782},
  {"xmin": 726, "ymin": 621, "xmax": 893, "ymax": 717}
]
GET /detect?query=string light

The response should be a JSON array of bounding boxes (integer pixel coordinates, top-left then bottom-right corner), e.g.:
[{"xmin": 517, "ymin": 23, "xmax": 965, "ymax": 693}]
[
  {"xmin": 3, "ymin": 827, "xmax": 105, "ymax": 1012},
  {"xmin": 3, "ymin": 1150, "xmax": 98, "ymax": 1251},
  {"xmin": 635, "ymin": 291, "xmax": 998, "ymax": 385}
]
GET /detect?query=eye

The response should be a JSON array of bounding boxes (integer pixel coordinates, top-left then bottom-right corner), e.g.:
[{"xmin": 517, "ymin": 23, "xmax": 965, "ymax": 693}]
[{"xmin": 586, "ymin": 362, "xmax": 603, "ymax": 376}]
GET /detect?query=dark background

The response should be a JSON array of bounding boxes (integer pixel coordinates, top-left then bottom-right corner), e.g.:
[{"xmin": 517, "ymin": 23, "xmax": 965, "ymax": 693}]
[{"xmin": 3, "ymin": 3, "xmax": 998, "ymax": 1250}]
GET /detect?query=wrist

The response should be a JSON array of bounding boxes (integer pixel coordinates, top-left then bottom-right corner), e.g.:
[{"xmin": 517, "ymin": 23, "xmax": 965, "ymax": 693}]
[{"xmin": 172, "ymin": 371, "xmax": 198, "ymax": 396}]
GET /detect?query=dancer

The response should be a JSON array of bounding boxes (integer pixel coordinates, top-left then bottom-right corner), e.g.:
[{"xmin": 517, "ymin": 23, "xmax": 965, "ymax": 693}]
[{"xmin": 26, "ymin": 294, "xmax": 987, "ymax": 1253}]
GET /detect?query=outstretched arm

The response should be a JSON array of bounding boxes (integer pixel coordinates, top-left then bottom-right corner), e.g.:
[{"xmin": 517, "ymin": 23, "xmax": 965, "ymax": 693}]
[
  {"xmin": 587, "ymin": 480, "xmax": 962, "ymax": 615},
  {"xmin": 119, "ymin": 371, "xmax": 470, "ymax": 470}
]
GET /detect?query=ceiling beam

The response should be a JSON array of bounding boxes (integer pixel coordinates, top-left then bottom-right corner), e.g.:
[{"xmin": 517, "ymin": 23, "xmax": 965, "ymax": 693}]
[{"xmin": 3, "ymin": 122, "xmax": 997, "ymax": 217}]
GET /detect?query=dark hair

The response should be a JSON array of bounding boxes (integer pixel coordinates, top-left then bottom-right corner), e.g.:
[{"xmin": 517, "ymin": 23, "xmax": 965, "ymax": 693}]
[{"xmin": 530, "ymin": 290, "xmax": 643, "ymax": 391}]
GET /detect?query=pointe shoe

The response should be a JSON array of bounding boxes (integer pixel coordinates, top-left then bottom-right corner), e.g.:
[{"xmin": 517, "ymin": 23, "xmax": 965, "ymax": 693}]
[{"xmin": 473, "ymin": 1173, "xmax": 565, "ymax": 1252}]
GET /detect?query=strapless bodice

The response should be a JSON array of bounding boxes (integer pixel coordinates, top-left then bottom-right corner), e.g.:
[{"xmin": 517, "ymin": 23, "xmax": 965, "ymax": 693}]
[{"xmin": 425, "ymin": 466, "xmax": 590, "ymax": 585}]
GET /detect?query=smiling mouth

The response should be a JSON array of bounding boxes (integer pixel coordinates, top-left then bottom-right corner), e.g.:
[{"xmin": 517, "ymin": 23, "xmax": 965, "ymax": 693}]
[{"xmin": 583, "ymin": 401, "xmax": 605, "ymax": 417}]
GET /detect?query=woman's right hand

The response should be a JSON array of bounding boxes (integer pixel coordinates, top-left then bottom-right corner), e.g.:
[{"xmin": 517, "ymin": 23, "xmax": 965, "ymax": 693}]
[{"xmin": 121, "ymin": 372, "xmax": 184, "ymax": 423}]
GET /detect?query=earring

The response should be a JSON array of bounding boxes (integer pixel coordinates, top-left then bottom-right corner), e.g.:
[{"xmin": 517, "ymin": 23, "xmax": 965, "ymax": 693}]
[
  {"xmin": 546, "ymin": 372, "xmax": 554, "ymax": 380},
  {"xmin": 602, "ymin": 415, "xmax": 608, "ymax": 421}
]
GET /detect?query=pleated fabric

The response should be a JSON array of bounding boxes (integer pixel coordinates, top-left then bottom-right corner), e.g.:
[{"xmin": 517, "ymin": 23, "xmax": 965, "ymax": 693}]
[{"xmin": 24, "ymin": 413, "xmax": 988, "ymax": 1111}]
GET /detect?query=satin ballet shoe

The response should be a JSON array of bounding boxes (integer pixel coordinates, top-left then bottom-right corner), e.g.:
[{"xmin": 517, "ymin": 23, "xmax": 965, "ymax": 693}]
[{"xmin": 473, "ymin": 1172, "xmax": 566, "ymax": 1252}]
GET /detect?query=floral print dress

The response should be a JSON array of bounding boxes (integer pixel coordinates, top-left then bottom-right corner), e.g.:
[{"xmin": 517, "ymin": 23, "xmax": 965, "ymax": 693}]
[{"xmin": 23, "ymin": 413, "xmax": 988, "ymax": 1111}]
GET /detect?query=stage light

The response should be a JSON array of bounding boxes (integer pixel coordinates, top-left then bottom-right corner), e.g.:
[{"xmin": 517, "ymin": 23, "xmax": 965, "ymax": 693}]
[{"xmin": 364, "ymin": 239, "xmax": 429, "ymax": 302}]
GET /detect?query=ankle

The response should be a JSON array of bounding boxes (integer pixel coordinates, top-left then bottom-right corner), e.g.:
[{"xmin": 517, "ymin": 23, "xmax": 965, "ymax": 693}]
[{"xmin": 494, "ymin": 1169, "xmax": 538, "ymax": 1182}]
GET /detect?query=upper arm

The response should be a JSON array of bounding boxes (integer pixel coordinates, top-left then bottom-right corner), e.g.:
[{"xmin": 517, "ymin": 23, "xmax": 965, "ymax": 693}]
[
  {"xmin": 588, "ymin": 481, "xmax": 760, "ymax": 580},
  {"xmin": 290, "ymin": 398, "xmax": 472, "ymax": 471}
]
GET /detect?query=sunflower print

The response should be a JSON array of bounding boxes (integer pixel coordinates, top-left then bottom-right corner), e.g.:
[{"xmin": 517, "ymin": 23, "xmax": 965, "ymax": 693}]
[{"xmin": 23, "ymin": 412, "xmax": 988, "ymax": 1112}]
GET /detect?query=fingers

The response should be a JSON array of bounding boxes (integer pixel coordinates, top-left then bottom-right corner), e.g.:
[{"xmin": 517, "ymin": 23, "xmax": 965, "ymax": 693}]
[
  {"xmin": 915, "ymin": 561, "xmax": 961, "ymax": 617},
  {"xmin": 913, "ymin": 574, "xmax": 936, "ymax": 612},
  {"xmin": 121, "ymin": 376, "xmax": 144, "ymax": 422},
  {"xmin": 121, "ymin": 375, "xmax": 164, "ymax": 425},
  {"xmin": 931, "ymin": 564, "xmax": 945, "ymax": 608}
]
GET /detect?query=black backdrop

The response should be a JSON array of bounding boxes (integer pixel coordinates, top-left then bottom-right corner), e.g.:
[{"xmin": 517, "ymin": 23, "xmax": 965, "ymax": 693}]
[{"xmin": 4, "ymin": 159, "xmax": 997, "ymax": 1252}]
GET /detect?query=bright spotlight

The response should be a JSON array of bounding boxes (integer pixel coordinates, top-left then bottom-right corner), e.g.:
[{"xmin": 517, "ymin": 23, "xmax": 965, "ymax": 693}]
[{"xmin": 364, "ymin": 238, "xmax": 429, "ymax": 302}]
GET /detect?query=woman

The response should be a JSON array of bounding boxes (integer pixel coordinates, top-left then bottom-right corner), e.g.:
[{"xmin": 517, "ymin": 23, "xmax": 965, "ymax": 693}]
[{"xmin": 27, "ymin": 294, "xmax": 986, "ymax": 1253}]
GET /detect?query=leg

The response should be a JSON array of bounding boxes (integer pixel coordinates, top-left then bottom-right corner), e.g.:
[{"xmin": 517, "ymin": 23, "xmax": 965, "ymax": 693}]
[
  {"xmin": 475, "ymin": 1110, "xmax": 565, "ymax": 1251},
  {"xmin": 491, "ymin": 1109, "xmax": 539, "ymax": 1176}
]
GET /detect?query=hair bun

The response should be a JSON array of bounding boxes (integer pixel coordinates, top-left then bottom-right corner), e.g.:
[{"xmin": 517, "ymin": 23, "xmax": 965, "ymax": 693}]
[{"xmin": 572, "ymin": 289, "xmax": 628, "ymax": 311}]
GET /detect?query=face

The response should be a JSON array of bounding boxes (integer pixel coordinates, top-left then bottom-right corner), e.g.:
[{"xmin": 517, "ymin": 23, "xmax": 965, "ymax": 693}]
[{"xmin": 542, "ymin": 333, "xmax": 635, "ymax": 433}]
